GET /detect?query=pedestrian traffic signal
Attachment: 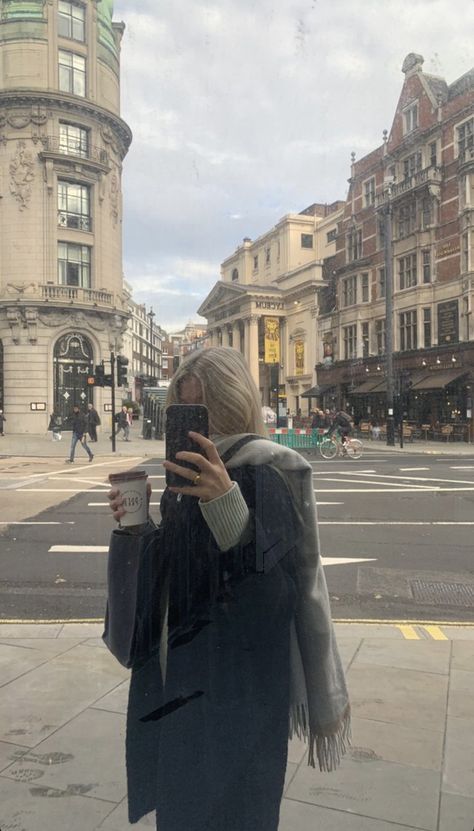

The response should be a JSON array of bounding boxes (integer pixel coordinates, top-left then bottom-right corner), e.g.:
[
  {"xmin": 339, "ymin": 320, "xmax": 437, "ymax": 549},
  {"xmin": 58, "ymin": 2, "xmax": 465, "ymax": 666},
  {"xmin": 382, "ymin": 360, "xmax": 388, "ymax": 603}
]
[
  {"xmin": 87, "ymin": 376, "xmax": 95, "ymax": 386},
  {"xmin": 117, "ymin": 355, "xmax": 129, "ymax": 388}
]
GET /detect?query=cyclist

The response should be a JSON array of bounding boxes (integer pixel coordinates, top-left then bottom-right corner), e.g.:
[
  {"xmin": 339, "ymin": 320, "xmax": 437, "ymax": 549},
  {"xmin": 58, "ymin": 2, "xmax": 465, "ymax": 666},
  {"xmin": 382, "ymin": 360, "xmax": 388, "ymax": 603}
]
[{"xmin": 325, "ymin": 410, "xmax": 353, "ymax": 453}]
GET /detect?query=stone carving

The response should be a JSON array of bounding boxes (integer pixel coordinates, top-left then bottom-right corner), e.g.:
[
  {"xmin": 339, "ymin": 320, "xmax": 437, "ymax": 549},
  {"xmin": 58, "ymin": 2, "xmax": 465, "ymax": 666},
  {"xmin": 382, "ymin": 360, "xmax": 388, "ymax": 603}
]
[
  {"xmin": 100, "ymin": 125, "xmax": 118, "ymax": 156},
  {"xmin": 6, "ymin": 307, "xmax": 23, "ymax": 344},
  {"xmin": 10, "ymin": 142, "xmax": 35, "ymax": 210},
  {"xmin": 6, "ymin": 282, "xmax": 37, "ymax": 296},
  {"xmin": 24, "ymin": 307, "xmax": 38, "ymax": 344},
  {"xmin": 110, "ymin": 171, "xmax": 119, "ymax": 225}
]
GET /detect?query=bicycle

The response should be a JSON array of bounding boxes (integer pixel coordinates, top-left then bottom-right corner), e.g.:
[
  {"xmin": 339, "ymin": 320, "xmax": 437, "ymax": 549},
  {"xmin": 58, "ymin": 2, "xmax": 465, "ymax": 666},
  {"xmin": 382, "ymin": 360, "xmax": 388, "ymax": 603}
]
[{"xmin": 319, "ymin": 430, "xmax": 363, "ymax": 460}]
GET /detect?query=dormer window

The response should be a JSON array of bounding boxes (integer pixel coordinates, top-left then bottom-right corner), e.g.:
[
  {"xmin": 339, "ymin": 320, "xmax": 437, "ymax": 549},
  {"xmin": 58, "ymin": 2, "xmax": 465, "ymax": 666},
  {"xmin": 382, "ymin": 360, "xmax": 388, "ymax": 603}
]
[{"xmin": 403, "ymin": 102, "xmax": 418, "ymax": 135}]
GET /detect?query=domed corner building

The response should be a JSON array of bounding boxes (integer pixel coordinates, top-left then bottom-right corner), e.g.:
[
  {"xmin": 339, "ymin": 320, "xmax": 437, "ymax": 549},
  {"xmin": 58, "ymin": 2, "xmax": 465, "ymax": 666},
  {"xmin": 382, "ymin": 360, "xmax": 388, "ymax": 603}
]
[{"xmin": 0, "ymin": 0, "xmax": 132, "ymax": 433}]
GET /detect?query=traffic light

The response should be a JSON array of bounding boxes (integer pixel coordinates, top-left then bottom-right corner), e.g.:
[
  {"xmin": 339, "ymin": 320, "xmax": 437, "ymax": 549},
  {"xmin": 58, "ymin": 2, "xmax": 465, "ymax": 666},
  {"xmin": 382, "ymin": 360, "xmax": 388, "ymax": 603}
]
[
  {"xmin": 117, "ymin": 355, "xmax": 129, "ymax": 387},
  {"xmin": 95, "ymin": 364, "xmax": 105, "ymax": 387}
]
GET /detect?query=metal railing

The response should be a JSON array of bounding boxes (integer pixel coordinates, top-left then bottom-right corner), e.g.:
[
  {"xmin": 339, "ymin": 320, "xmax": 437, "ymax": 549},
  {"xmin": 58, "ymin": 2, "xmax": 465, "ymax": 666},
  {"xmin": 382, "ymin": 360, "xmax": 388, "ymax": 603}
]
[{"xmin": 41, "ymin": 136, "xmax": 108, "ymax": 166}]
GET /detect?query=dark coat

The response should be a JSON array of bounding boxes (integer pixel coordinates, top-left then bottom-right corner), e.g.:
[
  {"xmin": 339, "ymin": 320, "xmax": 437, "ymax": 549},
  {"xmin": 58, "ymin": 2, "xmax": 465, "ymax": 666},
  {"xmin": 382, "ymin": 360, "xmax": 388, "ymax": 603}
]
[
  {"xmin": 124, "ymin": 464, "xmax": 299, "ymax": 830},
  {"xmin": 70, "ymin": 412, "xmax": 87, "ymax": 437},
  {"xmin": 87, "ymin": 407, "xmax": 101, "ymax": 427}
]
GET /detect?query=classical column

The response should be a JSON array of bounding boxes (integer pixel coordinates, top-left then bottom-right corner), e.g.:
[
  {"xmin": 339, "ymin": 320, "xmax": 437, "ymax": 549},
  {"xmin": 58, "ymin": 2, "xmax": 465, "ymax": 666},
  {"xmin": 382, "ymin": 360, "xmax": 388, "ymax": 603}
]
[
  {"xmin": 247, "ymin": 315, "xmax": 260, "ymax": 387},
  {"xmin": 232, "ymin": 321, "xmax": 241, "ymax": 352},
  {"xmin": 221, "ymin": 325, "xmax": 230, "ymax": 347}
]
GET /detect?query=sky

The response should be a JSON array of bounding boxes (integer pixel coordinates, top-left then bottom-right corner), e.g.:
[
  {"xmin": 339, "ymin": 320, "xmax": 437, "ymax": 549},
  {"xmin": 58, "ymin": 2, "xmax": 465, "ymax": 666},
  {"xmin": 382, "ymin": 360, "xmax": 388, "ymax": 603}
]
[{"xmin": 113, "ymin": 0, "xmax": 474, "ymax": 333}]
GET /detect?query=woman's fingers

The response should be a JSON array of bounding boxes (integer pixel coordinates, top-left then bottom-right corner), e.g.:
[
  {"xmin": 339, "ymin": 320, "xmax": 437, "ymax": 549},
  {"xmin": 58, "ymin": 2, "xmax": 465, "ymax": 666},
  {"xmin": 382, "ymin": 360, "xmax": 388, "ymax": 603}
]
[{"xmin": 188, "ymin": 431, "xmax": 222, "ymax": 463}]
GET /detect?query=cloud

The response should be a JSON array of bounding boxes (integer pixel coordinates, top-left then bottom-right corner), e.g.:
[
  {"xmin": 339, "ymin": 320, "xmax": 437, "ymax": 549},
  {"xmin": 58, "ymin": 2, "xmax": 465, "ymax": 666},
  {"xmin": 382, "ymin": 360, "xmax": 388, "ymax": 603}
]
[{"xmin": 113, "ymin": 0, "xmax": 473, "ymax": 331}]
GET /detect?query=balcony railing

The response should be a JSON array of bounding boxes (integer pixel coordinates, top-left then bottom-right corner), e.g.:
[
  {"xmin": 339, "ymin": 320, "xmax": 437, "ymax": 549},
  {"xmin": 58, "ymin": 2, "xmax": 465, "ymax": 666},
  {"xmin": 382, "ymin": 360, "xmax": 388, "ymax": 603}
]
[
  {"xmin": 58, "ymin": 211, "xmax": 92, "ymax": 232},
  {"xmin": 375, "ymin": 165, "xmax": 442, "ymax": 207},
  {"xmin": 40, "ymin": 136, "xmax": 109, "ymax": 167},
  {"xmin": 41, "ymin": 285, "xmax": 113, "ymax": 305}
]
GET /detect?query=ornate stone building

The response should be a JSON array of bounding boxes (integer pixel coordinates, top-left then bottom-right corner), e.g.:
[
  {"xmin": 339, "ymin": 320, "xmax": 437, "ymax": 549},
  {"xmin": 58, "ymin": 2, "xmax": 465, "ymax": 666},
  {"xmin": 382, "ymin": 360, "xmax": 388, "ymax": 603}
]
[
  {"xmin": 198, "ymin": 203, "xmax": 343, "ymax": 416},
  {"xmin": 0, "ymin": 0, "xmax": 132, "ymax": 432}
]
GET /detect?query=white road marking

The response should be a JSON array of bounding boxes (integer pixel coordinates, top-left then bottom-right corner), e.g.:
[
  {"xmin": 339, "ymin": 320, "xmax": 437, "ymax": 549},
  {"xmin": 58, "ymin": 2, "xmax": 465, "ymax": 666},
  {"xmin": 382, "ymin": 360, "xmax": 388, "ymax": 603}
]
[
  {"xmin": 19, "ymin": 458, "xmax": 144, "ymax": 478},
  {"xmin": 18, "ymin": 489, "xmax": 115, "ymax": 493},
  {"xmin": 314, "ymin": 487, "xmax": 474, "ymax": 493},
  {"xmin": 399, "ymin": 467, "xmax": 430, "ymax": 471},
  {"xmin": 314, "ymin": 477, "xmax": 437, "ymax": 490},
  {"xmin": 86, "ymin": 500, "xmax": 346, "ymax": 508},
  {"xmin": 322, "ymin": 557, "xmax": 377, "ymax": 566},
  {"xmin": 319, "ymin": 521, "xmax": 474, "ymax": 526},
  {"xmin": 347, "ymin": 471, "xmax": 474, "ymax": 486},
  {"xmin": 451, "ymin": 466, "xmax": 474, "ymax": 470},
  {"xmin": 313, "ymin": 469, "xmax": 376, "ymax": 475},
  {"xmin": 0, "ymin": 521, "xmax": 75, "ymax": 526}
]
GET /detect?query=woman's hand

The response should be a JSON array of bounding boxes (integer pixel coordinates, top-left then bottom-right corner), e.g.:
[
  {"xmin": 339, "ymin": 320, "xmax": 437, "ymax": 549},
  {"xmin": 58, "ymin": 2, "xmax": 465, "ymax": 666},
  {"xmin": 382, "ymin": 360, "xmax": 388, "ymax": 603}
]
[
  {"xmin": 107, "ymin": 481, "xmax": 152, "ymax": 523},
  {"xmin": 163, "ymin": 432, "xmax": 233, "ymax": 503}
]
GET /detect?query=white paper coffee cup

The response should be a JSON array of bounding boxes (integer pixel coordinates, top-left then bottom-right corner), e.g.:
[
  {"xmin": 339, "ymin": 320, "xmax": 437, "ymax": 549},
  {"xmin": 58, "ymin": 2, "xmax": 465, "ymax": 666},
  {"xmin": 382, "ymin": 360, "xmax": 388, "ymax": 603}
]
[{"xmin": 109, "ymin": 469, "xmax": 148, "ymax": 526}]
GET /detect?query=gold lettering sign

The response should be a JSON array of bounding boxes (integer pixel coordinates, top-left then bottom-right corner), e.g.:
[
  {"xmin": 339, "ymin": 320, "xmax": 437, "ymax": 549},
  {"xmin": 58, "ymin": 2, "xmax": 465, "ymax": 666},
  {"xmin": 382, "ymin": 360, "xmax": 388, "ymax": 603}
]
[
  {"xmin": 264, "ymin": 317, "xmax": 280, "ymax": 364},
  {"xmin": 295, "ymin": 340, "xmax": 304, "ymax": 376},
  {"xmin": 437, "ymin": 241, "xmax": 460, "ymax": 259}
]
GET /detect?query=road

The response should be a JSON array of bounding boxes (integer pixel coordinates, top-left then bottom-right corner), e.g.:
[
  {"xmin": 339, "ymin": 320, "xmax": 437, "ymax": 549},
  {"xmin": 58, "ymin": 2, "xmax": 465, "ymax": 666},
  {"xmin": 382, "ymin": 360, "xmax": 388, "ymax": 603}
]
[{"xmin": 1, "ymin": 447, "xmax": 474, "ymax": 623}]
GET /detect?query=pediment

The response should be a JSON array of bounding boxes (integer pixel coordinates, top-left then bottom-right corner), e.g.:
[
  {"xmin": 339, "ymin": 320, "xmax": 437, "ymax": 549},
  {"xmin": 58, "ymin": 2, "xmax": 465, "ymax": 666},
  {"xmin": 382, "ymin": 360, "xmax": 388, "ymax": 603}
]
[{"xmin": 198, "ymin": 281, "xmax": 247, "ymax": 317}]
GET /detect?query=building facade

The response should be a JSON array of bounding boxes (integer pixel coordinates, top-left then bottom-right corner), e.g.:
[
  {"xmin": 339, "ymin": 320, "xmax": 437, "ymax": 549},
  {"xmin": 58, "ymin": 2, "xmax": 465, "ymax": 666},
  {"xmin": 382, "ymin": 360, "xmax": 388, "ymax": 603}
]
[
  {"xmin": 199, "ymin": 203, "xmax": 343, "ymax": 416},
  {"xmin": 0, "ymin": 0, "xmax": 132, "ymax": 432},
  {"xmin": 121, "ymin": 293, "xmax": 165, "ymax": 403},
  {"xmin": 316, "ymin": 54, "xmax": 474, "ymax": 439}
]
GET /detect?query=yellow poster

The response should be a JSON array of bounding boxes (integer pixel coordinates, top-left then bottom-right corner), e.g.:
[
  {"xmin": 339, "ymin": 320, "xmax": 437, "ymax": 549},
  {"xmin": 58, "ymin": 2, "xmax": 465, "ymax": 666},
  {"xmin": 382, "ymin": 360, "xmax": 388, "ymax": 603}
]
[
  {"xmin": 264, "ymin": 317, "xmax": 280, "ymax": 364},
  {"xmin": 295, "ymin": 340, "xmax": 304, "ymax": 375}
]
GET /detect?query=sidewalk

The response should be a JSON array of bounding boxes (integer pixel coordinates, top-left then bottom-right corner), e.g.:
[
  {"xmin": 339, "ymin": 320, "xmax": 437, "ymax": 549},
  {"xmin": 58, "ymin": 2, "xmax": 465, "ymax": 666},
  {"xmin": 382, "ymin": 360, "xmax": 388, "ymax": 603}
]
[
  {"xmin": 0, "ymin": 621, "xmax": 472, "ymax": 830},
  {"xmin": 0, "ymin": 430, "xmax": 473, "ymax": 459}
]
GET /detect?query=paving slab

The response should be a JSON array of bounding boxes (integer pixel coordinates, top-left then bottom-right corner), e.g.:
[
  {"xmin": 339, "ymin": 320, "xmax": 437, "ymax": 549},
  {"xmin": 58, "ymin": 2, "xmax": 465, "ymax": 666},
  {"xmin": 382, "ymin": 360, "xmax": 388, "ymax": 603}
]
[
  {"xmin": 0, "ymin": 740, "xmax": 28, "ymax": 773},
  {"xmin": 447, "ymin": 668, "xmax": 474, "ymax": 719},
  {"xmin": 97, "ymin": 797, "xmax": 156, "ymax": 829},
  {"xmin": 348, "ymin": 663, "xmax": 448, "ymax": 731},
  {"xmin": 443, "ymin": 715, "xmax": 474, "ymax": 798},
  {"xmin": 438, "ymin": 792, "xmax": 474, "ymax": 831},
  {"xmin": 0, "ymin": 776, "xmax": 115, "ymax": 831},
  {"xmin": 279, "ymin": 798, "xmax": 423, "ymax": 831},
  {"xmin": 0, "ymin": 639, "xmax": 83, "ymax": 687},
  {"xmin": 286, "ymin": 756, "xmax": 440, "ymax": 829},
  {"xmin": 451, "ymin": 639, "xmax": 474, "ymax": 670},
  {"xmin": 0, "ymin": 643, "xmax": 127, "ymax": 746},
  {"xmin": 354, "ymin": 637, "xmax": 451, "ymax": 675},
  {"xmin": 92, "ymin": 679, "xmax": 129, "ymax": 716},
  {"xmin": 351, "ymin": 716, "xmax": 443, "ymax": 770},
  {"xmin": 1, "ymin": 708, "xmax": 127, "ymax": 804}
]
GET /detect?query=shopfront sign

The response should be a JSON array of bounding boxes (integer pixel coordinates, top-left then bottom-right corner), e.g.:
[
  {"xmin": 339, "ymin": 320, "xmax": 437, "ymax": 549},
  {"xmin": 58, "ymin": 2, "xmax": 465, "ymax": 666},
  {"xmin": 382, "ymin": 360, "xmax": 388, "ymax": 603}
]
[
  {"xmin": 437, "ymin": 300, "xmax": 459, "ymax": 345},
  {"xmin": 264, "ymin": 316, "xmax": 280, "ymax": 364}
]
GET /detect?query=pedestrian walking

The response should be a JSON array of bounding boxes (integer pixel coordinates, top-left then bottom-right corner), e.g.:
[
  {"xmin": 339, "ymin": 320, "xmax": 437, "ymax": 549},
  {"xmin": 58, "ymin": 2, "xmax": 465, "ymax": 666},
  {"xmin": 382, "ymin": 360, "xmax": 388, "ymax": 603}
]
[
  {"xmin": 105, "ymin": 346, "xmax": 351, "ymax": 831},
  {"xmin": 0, "ymin": 409, "xmax": 5, "ymax": 436},
  {"xmin": 112, "ymin": 405, "xmax": 130, "ymax": 441},
  {"xmin": 87, "ymin": 402, "xmax": 101, "ymax": 442},
  {"xmin": 47, "ymin": 412, "xmax": 62, "ymax": 441},
  {"xmin": 66, "ymin": 404, "xmax": 93, "ymax": 463}
]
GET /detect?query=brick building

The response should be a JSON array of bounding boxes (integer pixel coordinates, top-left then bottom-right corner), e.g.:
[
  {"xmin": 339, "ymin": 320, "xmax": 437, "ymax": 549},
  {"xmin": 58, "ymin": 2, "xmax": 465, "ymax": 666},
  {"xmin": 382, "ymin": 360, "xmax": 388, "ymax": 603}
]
[{"xmin": 317, "ymin": 53, "xmax": 474, "ymax": 440}]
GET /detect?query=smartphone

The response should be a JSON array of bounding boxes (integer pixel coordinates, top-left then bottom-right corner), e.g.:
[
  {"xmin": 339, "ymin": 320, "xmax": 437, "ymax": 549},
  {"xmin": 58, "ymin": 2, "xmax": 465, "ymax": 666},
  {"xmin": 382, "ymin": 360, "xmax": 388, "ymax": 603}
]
[{"xmin": 165, "ymin": 404, "xmax": 209, "ymax": 487}]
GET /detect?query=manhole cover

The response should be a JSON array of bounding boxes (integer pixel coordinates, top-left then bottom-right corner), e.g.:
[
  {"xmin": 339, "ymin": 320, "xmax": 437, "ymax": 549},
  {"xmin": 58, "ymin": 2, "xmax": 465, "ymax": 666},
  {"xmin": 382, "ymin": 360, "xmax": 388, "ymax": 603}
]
[{"xmin": 410, "ymin": 579, "xmax": 474, "ymax": 607}]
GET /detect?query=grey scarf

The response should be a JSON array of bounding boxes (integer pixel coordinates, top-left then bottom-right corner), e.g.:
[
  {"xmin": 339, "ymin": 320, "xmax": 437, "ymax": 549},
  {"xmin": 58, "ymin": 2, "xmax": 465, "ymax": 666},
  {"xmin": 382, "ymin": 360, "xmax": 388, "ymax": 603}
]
[{"xmin": 214, "ymin": 433, "xmax": 352, "ymax": 772}]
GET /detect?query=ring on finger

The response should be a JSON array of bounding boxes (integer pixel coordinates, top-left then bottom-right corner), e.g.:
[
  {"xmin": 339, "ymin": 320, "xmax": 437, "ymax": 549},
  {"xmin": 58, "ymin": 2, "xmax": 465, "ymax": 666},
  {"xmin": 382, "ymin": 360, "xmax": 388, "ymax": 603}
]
[{"xmin": 193, "ymin": 472, "xmax": 201, "ymax": 485}]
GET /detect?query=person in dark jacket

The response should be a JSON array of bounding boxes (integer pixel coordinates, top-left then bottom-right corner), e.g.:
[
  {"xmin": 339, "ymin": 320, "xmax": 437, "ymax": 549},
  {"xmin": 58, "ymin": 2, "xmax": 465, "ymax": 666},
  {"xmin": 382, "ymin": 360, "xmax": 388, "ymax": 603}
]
[
  {"xmin": 66, "ymin": 405, "xmax": 93, "ymax": 463},
  {"xmin": 48, "ymin": 412, "xmax": 62, "ymax": 441},
  {"xmin": 112, "ymin": 405, "xmax": 130, "ymax": 441},
  {"xmin": 87, "ymin": 402, "xmax": 101, "ymax": 442},
  {"xmin": 106, "ymin": 347, "xmax": 350, "ymax": 831},
  {"xmin": 325, "ymin": 410, "xmax": 353, "ymax": 445}
]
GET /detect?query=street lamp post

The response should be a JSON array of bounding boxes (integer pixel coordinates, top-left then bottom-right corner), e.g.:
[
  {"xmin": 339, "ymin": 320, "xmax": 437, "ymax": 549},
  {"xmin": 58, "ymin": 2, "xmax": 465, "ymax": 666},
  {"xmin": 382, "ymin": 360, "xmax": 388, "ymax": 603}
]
[
  {"xmin": 382, "ymin": 180, "xmax": 396, "ymax": 446},
  {"xmin": 148, "ymin": 307, "xmax": 156, "ymax": 382}
]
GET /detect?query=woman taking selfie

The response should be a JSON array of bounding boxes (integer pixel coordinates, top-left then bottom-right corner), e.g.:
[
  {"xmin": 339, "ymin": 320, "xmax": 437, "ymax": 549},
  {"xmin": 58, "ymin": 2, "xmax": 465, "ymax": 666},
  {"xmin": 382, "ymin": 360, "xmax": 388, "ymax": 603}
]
[{"xmin": 105, "ymin": 346, "xmax": 350, "ymax": 831}]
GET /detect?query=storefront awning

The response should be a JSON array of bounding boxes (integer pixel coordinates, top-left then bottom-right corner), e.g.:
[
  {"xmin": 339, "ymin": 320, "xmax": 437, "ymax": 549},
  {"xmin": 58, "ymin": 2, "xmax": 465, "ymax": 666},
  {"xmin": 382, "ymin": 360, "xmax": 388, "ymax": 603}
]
[
  {"xmin": 301, "ymin": 384, "xmax": 333, "ymax": 398},
  {"xmin": 349, "ymin": 378, "xmax": 385, "ymax": 395},
  {"xmin": 410, "ymin": 369, "xmax": 468, "ymax": 391}
]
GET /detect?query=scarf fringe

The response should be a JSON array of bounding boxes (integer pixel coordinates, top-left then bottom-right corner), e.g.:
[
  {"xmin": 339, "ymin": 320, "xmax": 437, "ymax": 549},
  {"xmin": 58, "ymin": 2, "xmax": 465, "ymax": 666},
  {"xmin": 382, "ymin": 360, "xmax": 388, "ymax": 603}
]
[{"xmin": 289, "ymin": 703, "xmax": 352, "ymax": 772}]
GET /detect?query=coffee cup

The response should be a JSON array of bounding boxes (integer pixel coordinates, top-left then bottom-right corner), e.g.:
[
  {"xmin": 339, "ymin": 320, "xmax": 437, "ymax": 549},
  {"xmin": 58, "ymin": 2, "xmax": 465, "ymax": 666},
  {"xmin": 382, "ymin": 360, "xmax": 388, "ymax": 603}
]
[{"xmin": 109, "ymin": 469, "xmax": 148, "ymax": 526}]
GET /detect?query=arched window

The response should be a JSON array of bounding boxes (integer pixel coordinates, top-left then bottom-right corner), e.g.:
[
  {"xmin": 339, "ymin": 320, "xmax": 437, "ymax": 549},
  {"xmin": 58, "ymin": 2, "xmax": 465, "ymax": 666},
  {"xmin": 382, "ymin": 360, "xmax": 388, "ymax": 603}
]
[
  {"xmin": 231, "ymin": 268, "xmax": 239, "ymax": 281},
  {"xmin": 53, "ymin": 332, "xmax": 94, "ymax": 426}
]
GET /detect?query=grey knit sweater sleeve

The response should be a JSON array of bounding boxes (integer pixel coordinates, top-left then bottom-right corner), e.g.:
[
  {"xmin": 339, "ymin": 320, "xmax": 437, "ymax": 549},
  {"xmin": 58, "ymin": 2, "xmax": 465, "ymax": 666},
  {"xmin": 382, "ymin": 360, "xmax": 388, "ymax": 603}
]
[{"xmin": 198, "ymin": 481, "xmax": 250, "ymax": 551}]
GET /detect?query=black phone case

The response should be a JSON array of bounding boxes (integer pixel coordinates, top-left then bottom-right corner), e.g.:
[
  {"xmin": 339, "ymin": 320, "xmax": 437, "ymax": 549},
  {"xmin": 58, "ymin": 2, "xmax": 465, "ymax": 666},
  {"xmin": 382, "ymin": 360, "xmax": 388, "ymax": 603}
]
[{"xmin": 165, "ymin": 405, "xmax": 209, "ymax": 487}]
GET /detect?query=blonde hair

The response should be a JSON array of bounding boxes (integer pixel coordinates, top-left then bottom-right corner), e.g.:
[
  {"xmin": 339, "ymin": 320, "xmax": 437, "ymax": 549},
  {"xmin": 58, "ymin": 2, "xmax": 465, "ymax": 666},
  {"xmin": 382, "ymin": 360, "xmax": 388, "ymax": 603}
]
[{"xmin": 166, "ymin": 347, "xmax": 267, "ymax": 437}]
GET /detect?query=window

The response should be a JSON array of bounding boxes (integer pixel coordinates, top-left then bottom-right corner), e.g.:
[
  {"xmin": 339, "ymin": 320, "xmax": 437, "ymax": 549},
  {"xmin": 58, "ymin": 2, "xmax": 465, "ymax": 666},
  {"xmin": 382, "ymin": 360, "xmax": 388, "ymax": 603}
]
[
  {"xmin": 58, "ymin": 1, "xmax": 85, "ymax": 42},
  {"xmin": 347, "ymin": 228, "xmax": 362, "ymax": 262},
  {"xmin": 343, "ymin": 325, "xmax": 357, "ymax": 360},
  {"xmin": 265, "ymin": 247, "xmax": 271, "ymax": 265},
  {"xmin": 58, "ymin": 181, "xmax": 91, "ymax": 230},
  {"xmin": 397, "ymin": 201, "xmax": 416, "ymax": 238},
  {"xmin": 404, "ymin": 103, "xmax": 418, "ymax": 135},
  {"xmin": 253, "ymin": 255, "xmax": 258, "ymax": 271},
  {"xmin": 378, "ymin": 267, "xmax": 386, "ymax": 299},
  {"xmin": 462, "ymin": 232, "xmax": 470, "ymax": 272},
  {"xmin": 422, "ymin": 249, "xmax": 431, "ymax": 283},
  {"xmin": 403, "ymin": 151, "xmax": 422, "ymax": 179},
  {"xmin": 399, "ymin": 310, "xmax": 417, "ymax": 351},
  {"xmin": 326, "ymin": 228, "xmax": 337, "ymax": 243},
  {"xmin": 361, "ymin": 322, "xmax": 370, "ymax": 357},
  {"xmin": 457, "ymin": 118, "xmax": 473, "ymax": 156},
  {"xmin": 361, "ymin": 272, "xmax": 369, "ymax": 302},
  {"xmin": 364, "ymin": 177, "xmax": 375, "ymax": 208},
  {"xmin": 59, "ymin": 123, "xmax": 88, "ymax": 157},
  {"xmin": 423, "ymin": 308, "xmax": 431, "ymax": 348},
  {"xmin": 429, "ymin": 141, "xmax": 437, "ymax": 168},
  {"xmin": 58, "ymin": 242, "xmax": 90, "ymax": 288},
  {"xmin": 59, "ymin": 50, "xmax": 86, "ymax": 96},
  {"xmin": 301, "ymin": 233, "xmax": 313, "ymax": 249},
  {"xmin": 231, "ymin": 268, "xmax": 239, "ymax": 282},
  {"xmin": 375, "ymin": 319, "xmax": 386, "ymax": 355},
  {"xmin": 342, "ymin": 275, "xmax": 357, "ymax": 307},
  {"xmin": 399, "ymin": 253, "xmax": 417, "ymax": 290},
  {"xmin": 421, "ymin": 196, "xmax": 432, "ymax": 229}
]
